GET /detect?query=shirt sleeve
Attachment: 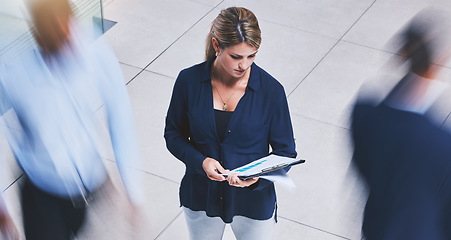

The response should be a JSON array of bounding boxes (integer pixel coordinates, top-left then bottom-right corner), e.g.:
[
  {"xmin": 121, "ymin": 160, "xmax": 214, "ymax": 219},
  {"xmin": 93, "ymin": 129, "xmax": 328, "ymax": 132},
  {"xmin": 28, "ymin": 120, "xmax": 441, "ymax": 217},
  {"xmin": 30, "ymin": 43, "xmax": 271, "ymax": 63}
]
[
  {"xmin": 350, "ymin": 103, "xmax": 372, "ymax": 181},
  {"xmin": 253, "ymin": 87, "xmax": 297, "ymax": 191},
  {"xmin": 164, "ymin": 72, "xmax": 207, "ymax": 175},
  {"xmin": 269, "ymin": 89, "xmax": 297, "ymax": 159},
  {"xmin": 94, "ymin": 40, "xmax": 144, "ymax": 206}
]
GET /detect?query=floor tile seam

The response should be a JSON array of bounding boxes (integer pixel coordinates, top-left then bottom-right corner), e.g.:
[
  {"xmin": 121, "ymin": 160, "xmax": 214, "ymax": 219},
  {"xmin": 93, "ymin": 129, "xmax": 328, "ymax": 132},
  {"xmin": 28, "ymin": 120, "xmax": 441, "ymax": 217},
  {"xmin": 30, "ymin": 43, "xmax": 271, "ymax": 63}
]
[
  {"xmin": 154, "ymin": 209, "xmax": 184, "ymax": 240},
  {"xmin": 278, "ymin": 215, "xmax": 351, "ymax": 240},
  {"xmin": 338, "ymin": 40, "xmax": 451, "ymax": 70},
  {"xmin": 118, "ymin": 62, "xmax": 144, "ymax": 86},
  {"xmin": 259, "ymin": 18, "xmax": 339, "ymax": 41},
  {"xmin": 120, "ymin": 62, "xmax": 175, "ymax": 82},
  {"xmin": 2, "ymin": 174, "xmax": 23, "ymax": 193},
  {"xmin": 338, "ymin": 40, "xmax": 451, "ymax": 76},
  {"xmin": 138, "ymin": 170, "xmax": 180, "ymax": 185},
  {"xmin": 286, "ymin": 0, "xmax": 377, "ymax": 98},
  {"xmin": 286, "ymin": 38, "xmax": 340, "ymax": 98},
  {"xmin": 141, "ymin": 69, "xmax": 175, "ymax": 80},
  {"xmin": 284, "ymin": 37, "xmax": 450, "ymax": 92},
  {"xmin": 339, "ymin": 39, "xmax": 397, "ymax": 55},
  {"xmin": 188, "ymin": 0, "xmax": 218, "ymax": 8},
  {"xmin": 126, "ymin": 0, "xmax": 225, "ymax": 86},
  {"xmin": 290, "ymin": 112, "xmax": 350, "ymax": 131},
  {"xmin": 1, "ymin": 162, "xmax": 180, "ymax": 194},
  {"xmin": 339, "ymin": 0, "xmax": 377, "ymax": 41},
  {"xmin": 119, "ymin": 62, "xmax": 141, "ymax": 70},
  {"xmin": 102, "ymin": 158, "xmax": 181, "ymax": 185},
  {"xmin": 440, "ymin": 111, "xmax": 451, "ymax": 128}
]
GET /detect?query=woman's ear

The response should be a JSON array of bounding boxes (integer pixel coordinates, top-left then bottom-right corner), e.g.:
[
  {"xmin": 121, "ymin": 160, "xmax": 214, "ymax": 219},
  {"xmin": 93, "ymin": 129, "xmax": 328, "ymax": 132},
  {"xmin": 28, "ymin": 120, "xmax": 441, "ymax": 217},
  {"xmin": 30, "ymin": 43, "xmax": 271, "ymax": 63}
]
[{"xmin": 212, "ymin": 37, "xmax": 220, "ymax": 53}]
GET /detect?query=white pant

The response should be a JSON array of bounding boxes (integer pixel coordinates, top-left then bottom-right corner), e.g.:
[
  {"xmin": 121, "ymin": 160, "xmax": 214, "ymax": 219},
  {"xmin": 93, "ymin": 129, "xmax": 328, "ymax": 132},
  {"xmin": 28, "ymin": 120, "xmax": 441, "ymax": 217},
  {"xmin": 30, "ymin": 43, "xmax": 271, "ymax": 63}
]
[{"xmin": 183, "ymin": 207, "xmax": 275, "ymax": 240}]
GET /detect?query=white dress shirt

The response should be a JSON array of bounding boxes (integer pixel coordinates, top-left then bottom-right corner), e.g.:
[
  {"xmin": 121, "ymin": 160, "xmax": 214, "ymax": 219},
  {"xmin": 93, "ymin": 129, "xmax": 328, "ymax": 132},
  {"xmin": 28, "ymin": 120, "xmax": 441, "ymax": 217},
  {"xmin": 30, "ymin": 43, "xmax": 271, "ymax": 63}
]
[
  {"xmin": 385, "ymin": 73, "xmax": 448, "ymax": 115},
  {"xmin": 0, "ymin": 22, "xmax": 143, "ymax": 205}
]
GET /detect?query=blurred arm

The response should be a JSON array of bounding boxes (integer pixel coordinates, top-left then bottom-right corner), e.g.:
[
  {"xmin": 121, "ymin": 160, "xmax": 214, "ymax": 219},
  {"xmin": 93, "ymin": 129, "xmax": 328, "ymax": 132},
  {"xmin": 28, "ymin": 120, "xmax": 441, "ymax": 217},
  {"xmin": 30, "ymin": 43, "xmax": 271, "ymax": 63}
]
[{"xmin": 94, "ymin": 40, "xmax": 144, "ymax": 207}]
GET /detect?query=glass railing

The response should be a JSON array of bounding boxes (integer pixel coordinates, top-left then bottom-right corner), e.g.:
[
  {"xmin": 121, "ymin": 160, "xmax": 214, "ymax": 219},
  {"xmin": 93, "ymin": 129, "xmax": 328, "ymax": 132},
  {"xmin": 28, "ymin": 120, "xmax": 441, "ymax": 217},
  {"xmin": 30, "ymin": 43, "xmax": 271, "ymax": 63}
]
[{"xmin": 0, "ymin": 0, "xmax": 104, "ymax": 64}]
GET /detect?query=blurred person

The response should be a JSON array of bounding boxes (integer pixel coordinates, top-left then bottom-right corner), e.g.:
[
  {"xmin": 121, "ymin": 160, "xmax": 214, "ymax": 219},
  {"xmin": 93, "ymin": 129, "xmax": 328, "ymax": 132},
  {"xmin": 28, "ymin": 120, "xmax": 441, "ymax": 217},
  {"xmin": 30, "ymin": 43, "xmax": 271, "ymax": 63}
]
[
  {"xmin": 351, "ymin": 9, "xmax": 451, "ymax": 240},
  {"xmin": 0, "ymin": 0, "xmax": 143, "ymax": 239},
  {"xmin": 164, "ymin": 7, "xmax": 296, "ymax": 240}
]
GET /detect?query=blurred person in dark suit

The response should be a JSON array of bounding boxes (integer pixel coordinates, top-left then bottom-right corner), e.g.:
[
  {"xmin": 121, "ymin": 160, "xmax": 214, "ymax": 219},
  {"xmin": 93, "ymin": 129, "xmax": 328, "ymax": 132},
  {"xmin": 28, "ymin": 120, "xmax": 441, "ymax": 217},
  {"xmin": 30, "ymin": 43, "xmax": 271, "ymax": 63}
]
[
  {"xmin": 0, "ymin": 0, "xmax": 143, "ymax": 239},
  {"xmin": 351, "ymin": 9, "xmax": 451, "ymax": 240}
]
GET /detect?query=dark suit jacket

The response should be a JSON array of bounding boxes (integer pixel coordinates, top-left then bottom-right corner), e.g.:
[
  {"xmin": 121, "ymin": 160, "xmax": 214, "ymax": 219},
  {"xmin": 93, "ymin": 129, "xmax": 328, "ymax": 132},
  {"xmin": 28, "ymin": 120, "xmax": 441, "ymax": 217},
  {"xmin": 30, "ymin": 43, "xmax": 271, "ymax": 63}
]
[{"xmin": 351, "ymin": 97, "xmax": 451, "ymax": 239}]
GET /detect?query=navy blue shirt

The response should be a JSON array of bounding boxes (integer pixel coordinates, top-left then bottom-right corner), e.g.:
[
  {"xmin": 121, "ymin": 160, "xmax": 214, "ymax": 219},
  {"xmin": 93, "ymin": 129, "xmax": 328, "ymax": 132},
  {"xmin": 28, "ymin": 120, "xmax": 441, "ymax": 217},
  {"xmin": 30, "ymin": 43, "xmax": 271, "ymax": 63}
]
[{"xmin": 164, "ymin": 59, "xmax": 297, "ymax": 223}]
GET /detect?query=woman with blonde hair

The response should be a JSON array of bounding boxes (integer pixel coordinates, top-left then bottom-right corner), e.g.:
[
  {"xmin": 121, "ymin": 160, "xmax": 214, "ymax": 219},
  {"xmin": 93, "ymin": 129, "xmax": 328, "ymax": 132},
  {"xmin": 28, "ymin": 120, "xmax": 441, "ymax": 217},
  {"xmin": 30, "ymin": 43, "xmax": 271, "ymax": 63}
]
[{"xmin": 165, "ymin": 7, "xmax": 296, "ymax": 240}]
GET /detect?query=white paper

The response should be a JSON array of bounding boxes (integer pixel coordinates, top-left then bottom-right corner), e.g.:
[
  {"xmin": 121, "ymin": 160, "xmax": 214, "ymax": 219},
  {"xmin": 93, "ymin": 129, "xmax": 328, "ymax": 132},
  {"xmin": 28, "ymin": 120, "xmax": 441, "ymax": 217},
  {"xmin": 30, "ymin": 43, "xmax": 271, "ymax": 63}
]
[{"xmin": 259, "ymin": 169, "xmax": 297, "ymax": 191}]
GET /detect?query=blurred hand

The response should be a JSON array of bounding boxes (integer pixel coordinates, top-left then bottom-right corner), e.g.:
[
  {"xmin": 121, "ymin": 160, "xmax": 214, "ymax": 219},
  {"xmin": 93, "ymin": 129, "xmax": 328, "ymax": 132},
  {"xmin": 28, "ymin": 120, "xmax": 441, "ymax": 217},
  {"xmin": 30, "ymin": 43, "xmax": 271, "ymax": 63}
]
[
  {"xmin": 227, "ymin": 172, "xmax": 259, "ymax": 188},
  {"xmin": 202, "ymin": 157, "xmax": 228, "ymax": 181},
  {"xmin": 0, "ymin": 211, "xmax": 19, "ymax": 240},
  {"xmin": 127, "ymin": 203, "xmax": 144, "ymax": 229},
  {"xmin": 125, "ymin": 202, "xmax": 146, "ymax": 239}
]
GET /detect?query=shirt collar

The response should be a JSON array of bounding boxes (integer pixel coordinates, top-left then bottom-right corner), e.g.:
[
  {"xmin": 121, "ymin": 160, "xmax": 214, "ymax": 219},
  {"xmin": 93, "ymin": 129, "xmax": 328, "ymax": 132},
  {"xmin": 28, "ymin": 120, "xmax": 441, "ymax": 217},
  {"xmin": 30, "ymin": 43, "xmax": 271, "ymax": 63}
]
[
  {"xmin": 385, "ymin": 73, "xmax": 448, "ymax": 114},
  {"xmin": 200, "ymin": 58, "xmax": 261, "ymax": 92}
]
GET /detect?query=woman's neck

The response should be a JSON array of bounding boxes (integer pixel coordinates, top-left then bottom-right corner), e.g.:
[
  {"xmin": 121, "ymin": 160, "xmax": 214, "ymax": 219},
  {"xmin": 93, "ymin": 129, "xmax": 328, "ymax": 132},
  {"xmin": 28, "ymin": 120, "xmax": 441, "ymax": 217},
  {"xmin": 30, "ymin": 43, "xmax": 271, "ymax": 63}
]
[{"xmin": 211, "ymin": 60, "xmax": 249, "ymax": 87}]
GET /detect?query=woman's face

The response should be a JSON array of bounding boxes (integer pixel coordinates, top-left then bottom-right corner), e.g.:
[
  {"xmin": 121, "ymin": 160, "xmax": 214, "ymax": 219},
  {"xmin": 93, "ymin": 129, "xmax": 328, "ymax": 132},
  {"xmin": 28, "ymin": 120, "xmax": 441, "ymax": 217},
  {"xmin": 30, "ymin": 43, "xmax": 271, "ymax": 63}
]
[{"xmin": 216, "ymin": 42, "xmax": 258, "ymax": 79}]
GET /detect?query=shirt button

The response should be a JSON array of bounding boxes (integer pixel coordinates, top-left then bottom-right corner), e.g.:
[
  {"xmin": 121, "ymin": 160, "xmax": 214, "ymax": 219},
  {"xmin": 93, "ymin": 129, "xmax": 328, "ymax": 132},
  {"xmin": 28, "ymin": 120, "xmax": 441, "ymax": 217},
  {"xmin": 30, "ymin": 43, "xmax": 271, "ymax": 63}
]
[
  {"xmin": 228, "ymin": 130, "xmax": 231, "ymax": 133},
  {"xmin": 220, "ymin": 197, "xmax": 223, "ymax": 200}
]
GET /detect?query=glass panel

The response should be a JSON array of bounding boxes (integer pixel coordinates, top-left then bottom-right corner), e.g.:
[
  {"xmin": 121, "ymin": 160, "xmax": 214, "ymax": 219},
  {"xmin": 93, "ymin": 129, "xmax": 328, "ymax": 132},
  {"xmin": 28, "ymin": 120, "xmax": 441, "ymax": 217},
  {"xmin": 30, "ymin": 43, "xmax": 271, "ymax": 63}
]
[
  {"xmin": 0, "ymin": 0, "xmax": 32, "ymax": 64},
  {"xmin": 72, "ymin": 0, "xmax": 104, "ymax": 34},
  {"xmin": 0, "ymin": 0, "xmax": 103, "ymax": 64}
]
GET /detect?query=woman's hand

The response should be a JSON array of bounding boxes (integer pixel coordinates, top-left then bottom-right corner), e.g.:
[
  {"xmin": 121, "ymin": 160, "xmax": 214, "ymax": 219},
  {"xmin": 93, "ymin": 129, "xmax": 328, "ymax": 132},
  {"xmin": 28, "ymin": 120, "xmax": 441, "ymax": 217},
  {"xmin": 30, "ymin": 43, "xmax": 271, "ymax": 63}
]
[
  {"xmin": 227, "ymin": 172, "xmax": 259, "ymax": 188},
  {"xmin": 202, "ymin": 157, "xmax": 228, "ymax": 181}
]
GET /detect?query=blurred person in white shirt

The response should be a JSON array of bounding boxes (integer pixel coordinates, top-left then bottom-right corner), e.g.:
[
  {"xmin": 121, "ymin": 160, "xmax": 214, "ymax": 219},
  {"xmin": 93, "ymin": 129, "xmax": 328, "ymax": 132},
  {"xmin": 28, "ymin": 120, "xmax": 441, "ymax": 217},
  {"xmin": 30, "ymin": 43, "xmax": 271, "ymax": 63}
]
[{"xmin": 0, "ymin": 0, "xmax": 143, "ymax": 239}]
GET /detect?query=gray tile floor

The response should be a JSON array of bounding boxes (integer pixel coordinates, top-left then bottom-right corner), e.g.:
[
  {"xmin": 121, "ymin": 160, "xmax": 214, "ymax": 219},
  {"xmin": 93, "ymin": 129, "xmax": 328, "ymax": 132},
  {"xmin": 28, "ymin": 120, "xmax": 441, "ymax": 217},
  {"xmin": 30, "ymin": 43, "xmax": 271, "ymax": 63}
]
[{"xmin": 2, "ymin": 0, "xmax": 451, "ymax": 239}]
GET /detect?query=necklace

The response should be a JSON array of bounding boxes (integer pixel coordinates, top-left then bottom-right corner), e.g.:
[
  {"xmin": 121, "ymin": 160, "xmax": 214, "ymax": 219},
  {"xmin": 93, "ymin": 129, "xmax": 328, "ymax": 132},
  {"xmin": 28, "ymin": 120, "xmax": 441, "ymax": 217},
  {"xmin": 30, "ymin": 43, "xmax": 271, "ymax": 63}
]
[{"xmin": 212, "ymin": 77, "xmax": 244, "ymax": 111}]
